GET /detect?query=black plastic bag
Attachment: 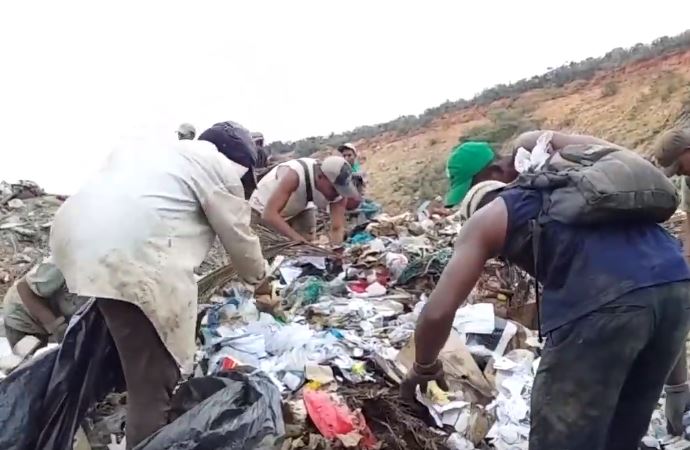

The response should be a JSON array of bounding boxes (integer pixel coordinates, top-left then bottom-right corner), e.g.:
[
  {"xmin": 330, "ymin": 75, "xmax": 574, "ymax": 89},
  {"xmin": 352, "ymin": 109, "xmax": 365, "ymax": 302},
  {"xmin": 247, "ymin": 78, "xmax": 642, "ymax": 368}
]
[
  {"xmin": 0, "ymin": 301, "xmax": 123, "ymax": 450},
  {"xmin": 136, "ymin": 370, "xmax": 285, "ymax": 450}
]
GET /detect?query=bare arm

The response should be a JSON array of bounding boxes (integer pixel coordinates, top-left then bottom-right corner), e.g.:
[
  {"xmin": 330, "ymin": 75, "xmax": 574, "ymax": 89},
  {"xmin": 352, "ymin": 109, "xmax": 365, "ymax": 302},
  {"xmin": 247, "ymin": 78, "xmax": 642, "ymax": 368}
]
[
  {"xmin": 414, "ymin": 198, "xmax": 508, "ymax": 365},
  {"xmin": 549, "ymin": 131, "xmax": 624, "ymax": 150},
  {"xmin": 329, "ymin": 198, "xmax": 347, "ymax": 245},
  {"xmin": 16, "ymin": 279, "xmax": 59, "ymax": 328},
  {"xmin": 262, "ymin": 168, "xmax": 307, "ymax": 243},
  {"xmin": 512, "ymin": 130, "xmax": 625, "ymax": 153}
]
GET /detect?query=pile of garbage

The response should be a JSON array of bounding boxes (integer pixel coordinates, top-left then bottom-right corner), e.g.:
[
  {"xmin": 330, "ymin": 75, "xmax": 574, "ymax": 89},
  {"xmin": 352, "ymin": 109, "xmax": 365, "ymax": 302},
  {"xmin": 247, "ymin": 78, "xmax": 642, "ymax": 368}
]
[
  {"xmin": 187, "ymin": 208, "xmax": 690, "ymax": 450},
  {"xmin": 187, "ymin": 209, "xmax": 543, "ymax": 450},
  {"xmin": 2, "ymin": 179, "xmax": 690, "ymax": 449}
]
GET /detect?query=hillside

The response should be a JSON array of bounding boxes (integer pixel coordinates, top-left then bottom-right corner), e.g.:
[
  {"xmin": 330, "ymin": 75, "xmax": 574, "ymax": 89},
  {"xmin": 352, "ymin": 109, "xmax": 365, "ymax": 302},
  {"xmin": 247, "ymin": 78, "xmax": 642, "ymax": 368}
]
[
  {"xmin": 360, "ymin": 49, "xmax": 690, "ymax": 212},
  {"xmin": 268, "ymin": 31, "xmax": 690, "ymax": 213}
]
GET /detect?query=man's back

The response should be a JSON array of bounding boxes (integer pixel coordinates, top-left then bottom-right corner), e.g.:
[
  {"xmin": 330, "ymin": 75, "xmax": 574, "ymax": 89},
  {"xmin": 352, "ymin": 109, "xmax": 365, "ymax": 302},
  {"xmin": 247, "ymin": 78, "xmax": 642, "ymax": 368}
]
[
  {"xmin": 500, "ymin": 187, "xmax": 690, "ymax": 333},
  {"xmin": 49, "ymin": 139, "xmax": 257, "ymax": 372},
  {"xmin": 51, "ymin": 139, "xmax": 248, "ymax": 295}
]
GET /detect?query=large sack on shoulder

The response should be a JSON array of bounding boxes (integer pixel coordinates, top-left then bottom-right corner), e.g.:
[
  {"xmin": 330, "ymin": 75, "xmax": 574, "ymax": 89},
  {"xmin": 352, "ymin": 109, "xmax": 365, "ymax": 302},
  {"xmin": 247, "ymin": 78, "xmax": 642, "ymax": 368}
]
[{"xmin": 516, "ymin": 144, "xmax": 679, "ymax": 225}]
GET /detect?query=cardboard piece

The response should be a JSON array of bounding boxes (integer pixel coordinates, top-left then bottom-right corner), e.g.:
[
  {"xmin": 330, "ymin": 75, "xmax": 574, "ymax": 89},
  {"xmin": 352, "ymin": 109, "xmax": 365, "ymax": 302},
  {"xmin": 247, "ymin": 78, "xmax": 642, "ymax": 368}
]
[{"xmin": 396, "ymin": 330, "xmax": 495, "ymax": 404}]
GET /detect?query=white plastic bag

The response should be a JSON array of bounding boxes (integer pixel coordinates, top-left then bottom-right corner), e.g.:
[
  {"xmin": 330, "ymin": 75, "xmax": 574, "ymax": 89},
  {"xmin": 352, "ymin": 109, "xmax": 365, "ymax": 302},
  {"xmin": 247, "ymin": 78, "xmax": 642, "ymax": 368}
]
[{"xmin": 514, "ymin": 131, "xmax": 553, "ymax": 174}]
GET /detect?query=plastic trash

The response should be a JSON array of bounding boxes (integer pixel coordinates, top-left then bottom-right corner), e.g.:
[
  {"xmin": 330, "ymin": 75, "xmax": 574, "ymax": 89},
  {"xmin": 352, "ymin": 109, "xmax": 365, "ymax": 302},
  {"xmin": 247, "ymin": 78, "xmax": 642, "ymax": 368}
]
[
  {"xmin": 447, "ymin": 432, "xmax": 477, "ymax": 450},
  {"xmin": 385, "ymin": 252, "xmax": 409, "ymax": 280},
  {"xmin": 465, "ymin": 316, "xmax": 520, "ymax": 365},
  {"xmin": 263, "ymin": 323, "xmax": 314, "ymax": 355},
  {"xmin": 349, "ymin": 231, "xmax": 375, "ymax": 245},
  {"xmin": 283, "ymin": 276, "xmax": 327, "ymax": 307},
  {"xmin": 486, "ymin": 350, "xmax": 535, "ymax": 449},
  {"xmin": 453, "ymin": 303, "xmax": 496, "ymax": 335},
  {"xmin": 359, "ymin": 200, "xmax": 381, "ymax": 219},
  {"xmin": 303, "ymin": 389, "xmax": 378, "ymax": 449},
  {"xmin": 137, "ymin": 370, "xmax": 284, "ymax": 450},
  {"xmin": 0, "ymin": 301, "xmax": 124, "ymax": 450},
  {"xmin": 207, "ymin": 333, "xmax": 267, "ymax": 373}
]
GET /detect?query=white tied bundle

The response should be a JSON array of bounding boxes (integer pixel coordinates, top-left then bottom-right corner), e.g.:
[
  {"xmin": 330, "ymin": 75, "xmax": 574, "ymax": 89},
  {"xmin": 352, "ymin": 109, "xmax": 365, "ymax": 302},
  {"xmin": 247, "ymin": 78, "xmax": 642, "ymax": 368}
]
[{"xmin": 514, "ymin": 131, "xmax": 554, "ymax": 174}]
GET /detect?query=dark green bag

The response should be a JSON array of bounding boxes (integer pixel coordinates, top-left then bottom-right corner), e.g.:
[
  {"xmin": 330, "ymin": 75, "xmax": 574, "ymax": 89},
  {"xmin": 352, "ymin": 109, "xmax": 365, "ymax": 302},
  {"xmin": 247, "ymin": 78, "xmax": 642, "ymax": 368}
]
[
  {"xmin": 506, "ymin": 144, "xmax": 678, "ymax": 340},
  {"xmin": 515, "ymin": 144, "xmax": 678, "ymax": 225}
]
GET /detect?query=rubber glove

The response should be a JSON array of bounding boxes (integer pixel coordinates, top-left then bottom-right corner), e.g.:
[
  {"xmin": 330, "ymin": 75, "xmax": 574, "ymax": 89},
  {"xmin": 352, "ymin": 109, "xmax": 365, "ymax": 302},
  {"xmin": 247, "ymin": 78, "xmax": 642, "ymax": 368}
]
[{"xmin": 400, "ymin": 360, "xmax": 449, "ymax": 404}]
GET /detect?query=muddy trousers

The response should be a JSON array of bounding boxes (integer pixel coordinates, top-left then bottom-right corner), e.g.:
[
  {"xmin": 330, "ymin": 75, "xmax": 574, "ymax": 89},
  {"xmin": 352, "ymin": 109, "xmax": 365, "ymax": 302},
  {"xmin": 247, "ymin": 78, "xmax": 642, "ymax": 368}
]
[
  {"xmin": 529, "ymin": 282, "xmax": 690, "ymax": 450},
  {"xmin": 97, "ymin": 299, "xmax": 180, "ymax": 449}
]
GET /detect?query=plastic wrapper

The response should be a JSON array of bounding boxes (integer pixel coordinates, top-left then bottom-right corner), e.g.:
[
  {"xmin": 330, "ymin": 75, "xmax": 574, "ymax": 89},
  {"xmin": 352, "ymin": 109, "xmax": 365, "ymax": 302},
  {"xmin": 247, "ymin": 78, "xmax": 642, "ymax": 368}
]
[
  {"xmin": 207, "ymin": 333, "xmax": 267, "ymax": 373},
  {"xmin": 136, "ymin": 370, "xmax": 284, "ymax": 450},
  {"xmin": 0, "ymin": 301, "xmax": 123, "ymax": 450},
  {"xmin": 262, "ymin": 323, "xmax": 314, "ymax": 355},
  {"xmin": 283, "ymin": 276, "xmax": 328, "ymax": 308},
  {"xmin": 303, "ymin": 389, "xmax": 377, "ymax": 449}
]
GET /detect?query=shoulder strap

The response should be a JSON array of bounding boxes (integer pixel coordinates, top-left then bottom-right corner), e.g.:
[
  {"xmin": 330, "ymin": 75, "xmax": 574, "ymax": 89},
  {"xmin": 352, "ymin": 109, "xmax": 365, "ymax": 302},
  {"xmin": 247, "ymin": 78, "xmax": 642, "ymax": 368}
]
[
  {"xmin": 296, "ymin": 159, "xmax": 314, "ymax": 204},
  {"xmin": 529, "ymin": 219, "xmax": 543, "ymax": 344}
]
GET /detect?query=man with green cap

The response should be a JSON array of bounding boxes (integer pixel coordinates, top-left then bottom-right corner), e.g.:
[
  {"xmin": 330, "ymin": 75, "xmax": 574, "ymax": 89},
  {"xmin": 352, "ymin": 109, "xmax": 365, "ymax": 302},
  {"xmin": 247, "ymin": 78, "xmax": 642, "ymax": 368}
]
[
  {"xmin": 444, "ymin": 141, "xmax": 518, "ymax": 208},
  {"xmin": 444, "ymin": 131, "xmax": 627, "ymax": 209}
]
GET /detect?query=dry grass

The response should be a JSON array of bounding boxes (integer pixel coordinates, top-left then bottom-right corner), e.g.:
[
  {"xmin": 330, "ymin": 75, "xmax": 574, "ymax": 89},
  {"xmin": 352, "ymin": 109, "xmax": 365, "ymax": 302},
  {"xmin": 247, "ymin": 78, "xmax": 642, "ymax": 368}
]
[{"xmin": 197, "ymin": 224, "xmax": 333, "ymax": 302}]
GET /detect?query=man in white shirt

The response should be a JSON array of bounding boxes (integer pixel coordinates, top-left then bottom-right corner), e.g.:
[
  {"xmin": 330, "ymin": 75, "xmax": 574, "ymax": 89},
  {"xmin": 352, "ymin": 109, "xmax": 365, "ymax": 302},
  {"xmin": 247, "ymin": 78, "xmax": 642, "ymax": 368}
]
[
  {"xmin": 49, "ymin": 138, "xmax": 267, "ymax": 448},
  {"xmin": 249, "ymin": 156, "xmax": 358, "ymax": 244}
]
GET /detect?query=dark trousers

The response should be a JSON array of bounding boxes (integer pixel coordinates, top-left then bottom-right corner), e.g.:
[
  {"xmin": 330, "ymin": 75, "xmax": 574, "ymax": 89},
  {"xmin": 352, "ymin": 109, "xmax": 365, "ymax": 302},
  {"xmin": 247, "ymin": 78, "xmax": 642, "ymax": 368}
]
[
  {"xmin": 530, "ymin": 282, "xmax": 690, "ymax": 450},
  {"xmin": 97, "ymin": 298, "xmax": 180, "ymax": 449}
]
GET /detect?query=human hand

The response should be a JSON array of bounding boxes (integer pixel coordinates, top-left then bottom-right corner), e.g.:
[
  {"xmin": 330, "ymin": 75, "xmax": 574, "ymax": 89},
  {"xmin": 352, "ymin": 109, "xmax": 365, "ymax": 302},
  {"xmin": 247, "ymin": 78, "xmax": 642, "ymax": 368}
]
[
  {"xmin": 400, "ymin": 360, "xmax": 449, "ymax": 404},
  {"xmin": 46, "ymin": 316, "xmax": 68, "ymax": 343}
]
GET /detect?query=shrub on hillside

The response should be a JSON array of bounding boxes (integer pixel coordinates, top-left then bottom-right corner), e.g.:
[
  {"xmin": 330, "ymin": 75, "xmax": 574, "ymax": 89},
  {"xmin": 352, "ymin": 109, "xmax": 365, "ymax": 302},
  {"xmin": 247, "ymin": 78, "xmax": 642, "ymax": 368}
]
[
  {"xmin": 458, "ymin": 109, "xmax": 542, "ymax": 151},
  {"xmin": 601, "ymin": 81, "xmax": 619, "ymax": 98}
]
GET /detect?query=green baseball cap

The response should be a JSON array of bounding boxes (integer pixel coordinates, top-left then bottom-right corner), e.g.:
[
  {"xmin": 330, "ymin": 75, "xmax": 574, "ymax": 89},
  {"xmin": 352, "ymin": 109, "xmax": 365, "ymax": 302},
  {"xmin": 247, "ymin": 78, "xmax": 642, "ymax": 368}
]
[{"xmin": 445, "ymin": 141, "xmax": 495, "ymax": 207}]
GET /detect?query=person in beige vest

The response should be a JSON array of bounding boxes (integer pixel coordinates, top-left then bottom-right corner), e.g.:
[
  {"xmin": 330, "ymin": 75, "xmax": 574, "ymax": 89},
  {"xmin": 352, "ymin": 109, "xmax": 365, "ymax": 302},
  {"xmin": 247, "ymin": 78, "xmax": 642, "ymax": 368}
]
[
  {"xmin": 49, "ymin": 138, "xmax": 267, "ymax": 448},
  {"xmin": 655, "ymin": 127, "xmax": 690, "ymax": 436},
  {"xmin": 249, "ymin": 156, "xmax": 358, "ymax": 244},
  {"xmin": 2, "ymin": 258, "xmax": 89, "ymax": 348}
]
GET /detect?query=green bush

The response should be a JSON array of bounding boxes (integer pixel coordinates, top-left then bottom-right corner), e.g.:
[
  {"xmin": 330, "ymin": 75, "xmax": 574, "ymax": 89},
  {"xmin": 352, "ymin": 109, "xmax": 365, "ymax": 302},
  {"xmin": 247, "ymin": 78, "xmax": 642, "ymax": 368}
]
[
  {"xmin": 601, "ymin": 81, "xmax": 619, "ymax": 97},
  {"xmin": 458, "ymin": 109, "xmax": 542, "ymax": 151}
]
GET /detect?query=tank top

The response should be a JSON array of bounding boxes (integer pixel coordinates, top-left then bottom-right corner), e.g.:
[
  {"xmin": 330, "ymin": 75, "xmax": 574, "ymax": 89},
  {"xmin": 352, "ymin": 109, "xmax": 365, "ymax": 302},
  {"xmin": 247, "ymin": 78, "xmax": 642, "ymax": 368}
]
[
  {"xmin": 499, "ymin": 187, "xmax": 690, "ymax": 333},
  {"xmin": 249, "ymin": 158, "xmax": 326, "ymax": 219}
]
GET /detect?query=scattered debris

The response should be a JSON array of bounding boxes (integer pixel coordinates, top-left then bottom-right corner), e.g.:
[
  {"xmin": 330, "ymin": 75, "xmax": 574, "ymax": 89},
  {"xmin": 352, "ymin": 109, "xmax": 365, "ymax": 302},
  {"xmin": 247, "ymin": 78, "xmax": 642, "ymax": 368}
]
[
  {"xmin": 1, "ymin": 179, "xmax": 688, "ymax": 449},
  {"xmin": 7, "ymin": 199, "xmax": 24, "ymax": 210}
]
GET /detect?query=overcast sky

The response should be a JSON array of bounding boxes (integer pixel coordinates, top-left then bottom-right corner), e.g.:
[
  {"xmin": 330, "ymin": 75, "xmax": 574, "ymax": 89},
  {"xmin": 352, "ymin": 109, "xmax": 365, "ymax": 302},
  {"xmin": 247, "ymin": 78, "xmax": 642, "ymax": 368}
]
[{"xmin": 1, "ymin": 0, "xmax": 689, "ymax": 193}]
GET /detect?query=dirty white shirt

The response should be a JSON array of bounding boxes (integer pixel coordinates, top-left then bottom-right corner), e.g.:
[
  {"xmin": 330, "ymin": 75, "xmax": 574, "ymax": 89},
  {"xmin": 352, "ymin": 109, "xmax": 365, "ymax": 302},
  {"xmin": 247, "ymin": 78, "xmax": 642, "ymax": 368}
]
[
  {"xmin": 50, "ymin": 139, "xmax": 266, "ymax": 374},
  {"xmin": 249, "ymin": 158, "xmax": 333, "ymax": 219}
]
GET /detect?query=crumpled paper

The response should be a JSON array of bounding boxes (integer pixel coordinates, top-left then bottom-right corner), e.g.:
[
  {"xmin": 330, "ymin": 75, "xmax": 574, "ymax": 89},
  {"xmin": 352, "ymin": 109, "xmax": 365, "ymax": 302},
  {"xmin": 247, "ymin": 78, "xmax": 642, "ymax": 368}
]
[{"xmin": 486, "ymin": 350, "xmax": 536, "ymax": 449}]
